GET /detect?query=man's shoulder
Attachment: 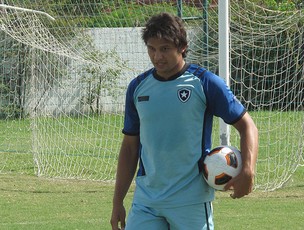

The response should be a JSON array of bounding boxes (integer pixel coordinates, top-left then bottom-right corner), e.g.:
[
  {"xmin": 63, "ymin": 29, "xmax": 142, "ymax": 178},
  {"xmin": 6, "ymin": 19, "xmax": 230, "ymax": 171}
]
[
  {"xmin": 129, "ymin": 68, "xmax": 154, "ymax": 88},
  {"xmin": 137, "ymin": 68, "xmax": 154, "ymax": 82},
  {"xmin": 127, "ymin": 68, "xmax": 153, "ymax": 92},
  {"xmin": 186, "ymin": 63, "xmax": 209, "ymax": 79}
]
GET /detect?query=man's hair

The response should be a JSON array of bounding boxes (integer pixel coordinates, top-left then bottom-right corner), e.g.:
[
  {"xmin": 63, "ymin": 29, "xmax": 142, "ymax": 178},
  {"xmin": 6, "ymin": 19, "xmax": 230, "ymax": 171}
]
[{"xmin": 142, "ymin": 12, "xmax": 188, "ymax": 58}]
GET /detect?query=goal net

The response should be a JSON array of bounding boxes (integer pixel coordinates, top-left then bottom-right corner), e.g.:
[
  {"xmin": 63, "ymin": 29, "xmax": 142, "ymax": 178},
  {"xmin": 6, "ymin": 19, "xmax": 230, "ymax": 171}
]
[{"xmin": 0, "ymin": 0, "xmax": 303, "ymax": 191}]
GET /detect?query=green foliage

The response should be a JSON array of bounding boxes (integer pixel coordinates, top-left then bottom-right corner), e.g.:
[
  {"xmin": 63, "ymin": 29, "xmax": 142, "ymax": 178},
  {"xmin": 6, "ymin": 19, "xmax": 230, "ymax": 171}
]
[
  {"xmin": 73, "ymin": 35, "xmax": 125, "ymax": 114},
  {"xmin": 229, "ymin": 2, "xmax": 303, "ymax": 110},
  {"xmin": 1, "ymin": 1, "xmax": 129, "ymax": 118},
  {"xmin": 250, "ymin": 0, "xmax": 300, "ymax": 10},
  {"xmin": 54, "ymin": 0, "xmax": 301, "ymax": 28},
  {"xmin": 0, "ymin": 34, "xmax": 29, "ymax": 119},
  {"xmin": 5, "ymin": 0, "xmax": 303, "ymax": 28},
  {"xmin": 22, "ymin": 1, "xmax": 201, "ymax": 28}
]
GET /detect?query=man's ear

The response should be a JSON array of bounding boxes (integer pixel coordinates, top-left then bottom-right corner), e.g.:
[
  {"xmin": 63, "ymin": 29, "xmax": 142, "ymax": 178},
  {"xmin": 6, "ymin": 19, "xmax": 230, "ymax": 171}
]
[
  {"xmin": 180, "ymin": 46, "xmax": 188, "ymax": 54},
  {"xmin": 179, "ymin": 45, "xmax": 188, "ymax": 57}
]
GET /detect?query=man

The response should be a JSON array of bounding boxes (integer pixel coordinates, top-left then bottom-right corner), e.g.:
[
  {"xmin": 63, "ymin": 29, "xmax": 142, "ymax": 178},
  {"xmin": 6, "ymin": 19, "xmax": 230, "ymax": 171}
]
[{"xmin": 110, "ymin": 12, "xmax": 258, "ymax": 230}]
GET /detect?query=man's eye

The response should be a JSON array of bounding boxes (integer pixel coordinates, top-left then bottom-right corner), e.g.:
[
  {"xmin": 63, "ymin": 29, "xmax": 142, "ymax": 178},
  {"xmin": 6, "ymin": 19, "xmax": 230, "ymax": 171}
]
[{"xmin": 148, "ymin": 47, "xmax": 155, "ymax": 51}]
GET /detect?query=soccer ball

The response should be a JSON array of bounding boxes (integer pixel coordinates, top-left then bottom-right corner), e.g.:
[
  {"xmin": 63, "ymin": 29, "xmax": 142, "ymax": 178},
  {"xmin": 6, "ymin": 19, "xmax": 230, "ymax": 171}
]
[{"xmin": 203, "ymin": 146, "xmax": 242, "ymax": 190}]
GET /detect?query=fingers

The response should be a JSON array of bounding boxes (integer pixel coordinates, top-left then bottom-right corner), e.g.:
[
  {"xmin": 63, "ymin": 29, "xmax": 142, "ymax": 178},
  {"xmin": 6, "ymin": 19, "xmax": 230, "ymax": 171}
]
[
  {"xmin": 110, "ymin": 217, "xmax": 125, "ymax": 230},
  {"xmin": 230, "ymin": 193, "xmax": 237, "ymax": 199},
  {"xmin": 121, "ymin": 219, "xmax": 126, "ymax": 230},
  {"xmin": 110, "ymin": 220, "xmax": 118, "ymax": 230},
  {"xmin": 110, "ymin": 218, "xmax": 126, "ymax": 230},
  {"xmin": 224, "ymin": 180, "xmax": 234, "ymax": 191},
  {"xmin": 110, "ymin": 205, "xmax": 126, "ymax": 230},
  {"xmin": 225, "ymin": 173, "xmax": 254, "ymax": 199},
  {"xmin": 230, "ymin": 190, "xmax": 243, "ymax": 199},
  {"xmin": 229, "ymin": 184, "xmax": 253, "ymax": 199}
]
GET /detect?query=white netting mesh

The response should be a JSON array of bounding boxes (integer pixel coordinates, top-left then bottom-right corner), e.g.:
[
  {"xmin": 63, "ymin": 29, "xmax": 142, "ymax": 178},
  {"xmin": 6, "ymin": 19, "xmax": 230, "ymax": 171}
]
[{"xmin": 0, "ymin": 0, "xmax": 303, "ymax": 191}]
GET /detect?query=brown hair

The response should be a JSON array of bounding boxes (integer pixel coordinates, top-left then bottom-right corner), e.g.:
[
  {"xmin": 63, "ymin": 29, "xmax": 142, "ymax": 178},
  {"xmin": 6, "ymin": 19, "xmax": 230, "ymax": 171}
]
[{"xmin": 142, "ymin": 12, "xmax": 188, "ymax": 58}]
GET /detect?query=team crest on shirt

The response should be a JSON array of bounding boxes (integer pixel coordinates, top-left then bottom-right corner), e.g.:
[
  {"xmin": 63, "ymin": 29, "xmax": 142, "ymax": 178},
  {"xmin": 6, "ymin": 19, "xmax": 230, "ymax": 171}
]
[{"xmin": 177, "ymin": 88, "xmax": 191, "ymax": 103}]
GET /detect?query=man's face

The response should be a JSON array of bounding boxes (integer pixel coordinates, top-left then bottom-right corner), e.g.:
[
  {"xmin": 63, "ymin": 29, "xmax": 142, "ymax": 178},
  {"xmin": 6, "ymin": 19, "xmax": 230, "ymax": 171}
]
[{"xmin": 146, "ymin": 37, "xmax": 186, "ymax": 80}]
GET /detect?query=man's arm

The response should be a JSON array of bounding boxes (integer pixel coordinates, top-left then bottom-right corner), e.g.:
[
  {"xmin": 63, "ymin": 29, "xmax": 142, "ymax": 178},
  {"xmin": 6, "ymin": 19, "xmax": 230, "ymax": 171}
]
[
  {"xmin": 110, "ymin": 135, "xmax": 140, "ymax": 230},
  {"xmin": 225, "ymin": 112, "xmax": 258, "ymax": 198}
]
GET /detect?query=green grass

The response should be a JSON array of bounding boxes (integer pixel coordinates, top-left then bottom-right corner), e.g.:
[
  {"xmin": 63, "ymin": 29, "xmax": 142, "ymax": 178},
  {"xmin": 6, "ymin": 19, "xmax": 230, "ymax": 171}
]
[
  {"xmin": 1, "ymin": 111, "xmax": 303, "ymax": 181},
  {"xmin": 0, "ymin": 112, "xmax": 303, "ymax": 229},
  {"xmin": 0, "ymin": 115, "xmax": 123, "ymax": 179},
  {"xmin": 0, "ymin": 168, "xmax": 303, "ymax": 230}
]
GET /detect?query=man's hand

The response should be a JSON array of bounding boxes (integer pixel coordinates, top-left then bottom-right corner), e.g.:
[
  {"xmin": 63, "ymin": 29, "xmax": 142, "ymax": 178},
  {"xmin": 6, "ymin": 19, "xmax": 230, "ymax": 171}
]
[
  {"xmin": 224, "ymin": 168, "xmax": 255, "ymax": 199},
  {"xmin": 110, "ymin": 204, "xmax": 126, "ymax": 230}
]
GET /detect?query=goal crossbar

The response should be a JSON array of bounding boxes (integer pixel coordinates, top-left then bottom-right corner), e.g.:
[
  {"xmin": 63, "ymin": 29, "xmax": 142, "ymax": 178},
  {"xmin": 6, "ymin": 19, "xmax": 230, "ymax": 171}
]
[{"xmin": 0, "ymin": 4, "xmax": 55, "ymax": 21}]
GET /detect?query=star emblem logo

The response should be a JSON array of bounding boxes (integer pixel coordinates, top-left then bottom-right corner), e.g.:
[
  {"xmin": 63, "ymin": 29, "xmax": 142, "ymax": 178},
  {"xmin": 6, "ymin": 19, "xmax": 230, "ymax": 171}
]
[{"xmin": 178, "ymin": 88, "xmax": 191, "ymax": 103}]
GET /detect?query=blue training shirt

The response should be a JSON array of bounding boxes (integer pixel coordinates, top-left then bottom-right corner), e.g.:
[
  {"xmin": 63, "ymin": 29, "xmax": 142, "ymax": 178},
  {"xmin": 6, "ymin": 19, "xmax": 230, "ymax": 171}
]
[{"xmin": 122, "ymin": 63, "xmax": 246, "ymax": 208}]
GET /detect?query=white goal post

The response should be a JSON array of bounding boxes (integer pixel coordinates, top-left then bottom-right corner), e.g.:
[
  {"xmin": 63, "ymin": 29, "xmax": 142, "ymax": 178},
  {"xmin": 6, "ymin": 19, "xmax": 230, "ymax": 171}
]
[
  {"xmin": 218, "ymin": 0, "xmax": 231, "ymax": 146},
  {"xmin": 0, "ymin": 4, "xmax": 55, "ymax": 21}
]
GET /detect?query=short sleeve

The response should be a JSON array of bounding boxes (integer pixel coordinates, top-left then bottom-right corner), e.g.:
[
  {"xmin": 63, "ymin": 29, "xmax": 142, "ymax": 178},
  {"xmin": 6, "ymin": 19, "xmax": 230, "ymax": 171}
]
[
  {"xmin": 122, "ymin": 79, "xmax": 140, "ymax": 135},
  {"xmin": 202, "ymin": 72, "xmax": 246, "ymax": 124}
]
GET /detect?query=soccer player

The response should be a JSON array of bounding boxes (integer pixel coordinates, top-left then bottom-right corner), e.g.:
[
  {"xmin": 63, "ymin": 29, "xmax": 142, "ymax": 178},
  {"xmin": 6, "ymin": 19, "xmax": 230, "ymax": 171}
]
[{"xmin": 110, "ymin": 12, "xmax": 258, "ymax": 230}]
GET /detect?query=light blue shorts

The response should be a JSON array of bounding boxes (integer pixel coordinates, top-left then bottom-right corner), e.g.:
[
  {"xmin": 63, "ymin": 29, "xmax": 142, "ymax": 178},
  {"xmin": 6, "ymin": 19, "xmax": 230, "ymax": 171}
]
[{"xmin": 125, "ymin": 202, "xmax": 214, "ymax": 230}]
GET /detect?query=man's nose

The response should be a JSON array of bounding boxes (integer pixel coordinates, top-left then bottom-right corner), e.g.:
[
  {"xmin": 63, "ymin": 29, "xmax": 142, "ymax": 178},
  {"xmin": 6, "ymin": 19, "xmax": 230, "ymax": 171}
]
[{"xmin": 154, "ymin": 50, "xmax": 163, "ymax": 61}]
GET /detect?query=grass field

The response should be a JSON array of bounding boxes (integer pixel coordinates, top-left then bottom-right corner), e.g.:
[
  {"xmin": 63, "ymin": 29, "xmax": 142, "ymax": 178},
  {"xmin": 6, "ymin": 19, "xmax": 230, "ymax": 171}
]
[
  {"xmin": 0, "ymin": 112, "xmax": 303, "ymax": 229},
  {"xmin": 0, "ymin": 168, "xmax": 303, "ymax": 230}
]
